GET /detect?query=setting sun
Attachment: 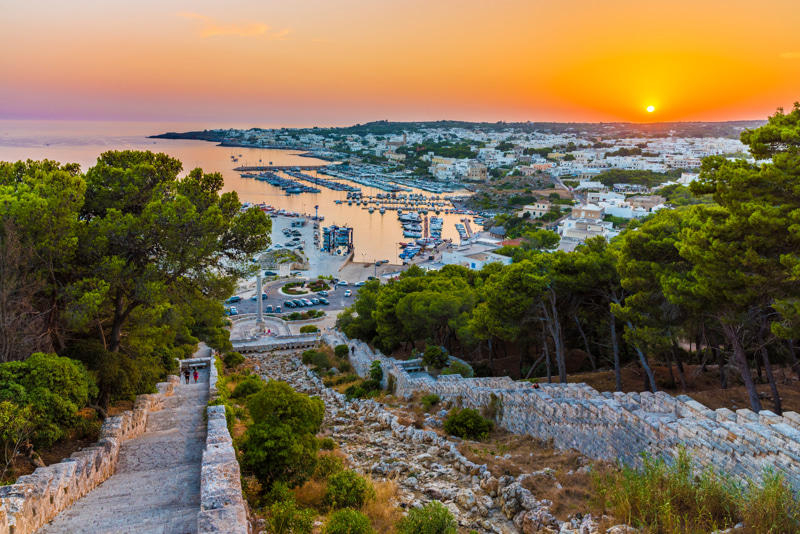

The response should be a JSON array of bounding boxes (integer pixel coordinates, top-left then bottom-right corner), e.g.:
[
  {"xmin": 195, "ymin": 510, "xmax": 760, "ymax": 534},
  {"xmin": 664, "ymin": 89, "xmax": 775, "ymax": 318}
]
[{"xmin": 647, "ymin": 105, "xmax": 656, "ymax": 113}]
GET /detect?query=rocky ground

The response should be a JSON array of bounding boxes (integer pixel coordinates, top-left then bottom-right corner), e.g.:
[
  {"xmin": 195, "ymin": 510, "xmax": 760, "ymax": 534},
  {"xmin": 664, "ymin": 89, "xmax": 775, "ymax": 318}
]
[{"xmin": 249, "ymin": 350, "xmax": 630, "ymax": 534}]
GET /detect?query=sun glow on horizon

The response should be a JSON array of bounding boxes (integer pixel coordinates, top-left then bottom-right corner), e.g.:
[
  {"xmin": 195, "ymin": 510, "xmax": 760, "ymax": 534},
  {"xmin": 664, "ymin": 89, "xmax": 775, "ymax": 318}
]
[{"xmin": 647, "ymin": 105, "xmax": 656, "ymax": 113}]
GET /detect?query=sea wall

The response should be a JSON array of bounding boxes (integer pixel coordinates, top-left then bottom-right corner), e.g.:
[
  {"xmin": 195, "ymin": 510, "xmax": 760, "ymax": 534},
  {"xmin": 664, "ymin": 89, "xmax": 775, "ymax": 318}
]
[
  {"xmin": 197, "ymin": 355, "xmax": 249, "ymax": 534},
  {"xmin": 322, "ymin": 331, "xmax": 800, "ymax": 490},
  {"xmin": 0, "ymin": 376, "xmax": 179, "ymax": 534}
]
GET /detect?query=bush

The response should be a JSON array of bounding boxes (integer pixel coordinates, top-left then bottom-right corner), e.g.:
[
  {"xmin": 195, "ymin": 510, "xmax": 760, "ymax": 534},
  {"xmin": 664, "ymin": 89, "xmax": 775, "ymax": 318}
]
[
  {"xmin": 242, "ymin": 382, "xmax": 325, "ymax": 488},
  {"xmin": 421, "ymin": 394, "xmax": 440, "ymax": 411},
  {"xmin": 231, "ymin": 376, "xmax": 263, "ymax": 398},
  {"xmin": 301, "ymin": 349, "xmax": 317, "ymax": 364},
  {"xmin": 441, "ymin": 361, "xmax": 473, "ymax": 378},
  {"xmin": 265, "ymin": 481, "xmax": 295, "ymax": 505},
  {"xmin": 395, "ymin": 501, "xmax": 457, "ymax": 534},
  {"xmin": 343, "ymin": 379, "xmax": 382, "ymax": 400},
  {"xmin": 311, "ymin": 352, "xmax": 331, "ymax": 370},
  {"xmin": 315, "ymin": 452, "xmax": 345, "ymax": 479},
  {"xmin": 266, "ymin": 498, "xmax": 315, "ymax": 534},
  {"xmin": 0, "ymin": 353, "xmax": 93, "ymax": 448},
  {"xmin": 300, "ymin": 325, "xmax": 319, "ymax": 333},
  {"xmin": 338, "ymin": 362, "xmax": 352, "ymax": 373},
  {"xmin": 334, "ymin": 344, "xmax": 350, "ymax": 359},
  {"xmin": 443, "ymin": 408, "xmax": 493, "ymax": 440},
  {"xmin": 323, "ymin": 469, "xmax": 376, "ymax": 509},
  {"xmin": 223, "ymin": 351, "xmax": 245, "ymax": 368},
  {"xmin": 323, "ymin": 509, "xmax": 375, "ymax": 534},
  {"xmin": 369, "ymin": 361, "xmax": 383, "ymax": 382},
  {"xmin": 422, "ymin": 346, "xmax": 448, "ymax": 370},
  {"xmin": 319, "ymin": 437, "xmax": 337, "ymax": 450},
  {"xmin": 288, "ymin": 312, "xmax": 302, "ymax": 320}
]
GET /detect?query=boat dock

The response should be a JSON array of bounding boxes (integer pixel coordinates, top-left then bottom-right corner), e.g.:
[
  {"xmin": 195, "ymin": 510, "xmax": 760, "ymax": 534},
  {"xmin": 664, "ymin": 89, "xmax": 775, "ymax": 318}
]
[{"xmin": 233, "ymin": 165, "xmax": 332, "ymax": 172}]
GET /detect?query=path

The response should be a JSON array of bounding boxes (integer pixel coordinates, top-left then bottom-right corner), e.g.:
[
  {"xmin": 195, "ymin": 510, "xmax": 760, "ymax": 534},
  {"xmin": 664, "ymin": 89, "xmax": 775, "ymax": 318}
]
[{"xmin": 38, "ymin": 349, "xmax": 210, "ymax": 534}]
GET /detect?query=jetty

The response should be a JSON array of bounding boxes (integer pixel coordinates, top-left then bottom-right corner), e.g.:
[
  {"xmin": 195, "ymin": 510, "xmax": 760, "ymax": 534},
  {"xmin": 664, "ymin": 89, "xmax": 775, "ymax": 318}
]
[{"xmin": 233, "ymin": 164, "xmax": 331, "ymax": 172}]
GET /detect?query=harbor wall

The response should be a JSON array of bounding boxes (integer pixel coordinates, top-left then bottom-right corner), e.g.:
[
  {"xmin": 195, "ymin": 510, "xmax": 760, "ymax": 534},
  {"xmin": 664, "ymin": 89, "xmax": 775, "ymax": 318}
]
[{"xmin": 322, "ymin": 331, "xmax": 800, "ymax": 491}]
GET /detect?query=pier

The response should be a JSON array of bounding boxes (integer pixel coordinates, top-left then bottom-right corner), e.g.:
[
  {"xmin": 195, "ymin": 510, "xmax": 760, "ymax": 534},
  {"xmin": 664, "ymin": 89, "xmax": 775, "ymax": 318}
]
[{"xmin": 233, "ymin": 164, "xmax": 332, "ymax": 172}]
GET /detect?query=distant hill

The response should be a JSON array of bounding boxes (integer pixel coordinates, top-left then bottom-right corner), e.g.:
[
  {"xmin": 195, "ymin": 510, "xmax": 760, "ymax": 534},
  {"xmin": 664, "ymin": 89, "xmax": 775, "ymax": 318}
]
[{"xmin": 151, "ymin": 119, "xmax": 768, "ymax": 141}]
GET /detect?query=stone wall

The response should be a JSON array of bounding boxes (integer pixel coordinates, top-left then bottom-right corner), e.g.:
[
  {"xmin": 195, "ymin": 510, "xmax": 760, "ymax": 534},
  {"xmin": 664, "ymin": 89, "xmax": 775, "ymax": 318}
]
[
  {"xmin": 197, "ymin": 355, "xmax": 249, "ymax": 534},
  {"xmin": 0, "ymin": 376, "xmax": 179, "ymax": 534},
  {"xmin": 322, "ymin": 331, "xmax": 800, "ymax": 491}
]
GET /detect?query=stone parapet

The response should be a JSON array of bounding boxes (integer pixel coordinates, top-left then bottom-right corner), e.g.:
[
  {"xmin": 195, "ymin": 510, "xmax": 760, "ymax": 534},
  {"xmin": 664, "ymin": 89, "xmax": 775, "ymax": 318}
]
[
  {"xmin": 323, "ymin": 330, "xmax": 800, "ymax": 491},
  {"xmin": 197, "ymin": 358, "xmax": 249, "ymax": 534},
  {"xmin": 0, "ymin": 376, "xmax": 178, "ymax": 534}
]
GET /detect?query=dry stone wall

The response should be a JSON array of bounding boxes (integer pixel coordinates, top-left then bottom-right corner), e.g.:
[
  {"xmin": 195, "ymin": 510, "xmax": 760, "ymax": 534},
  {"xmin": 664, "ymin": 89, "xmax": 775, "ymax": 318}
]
[
  {"xmin": 197, "ymin": 355, "xmax": 249, "ymax": 534},
  {"xmin": 322, "ymin": 331, "xmax": 800, "ymax": 491},
  {"xmin": 0, "ymin": 376, "xmax": 179, "ymax": 534}
]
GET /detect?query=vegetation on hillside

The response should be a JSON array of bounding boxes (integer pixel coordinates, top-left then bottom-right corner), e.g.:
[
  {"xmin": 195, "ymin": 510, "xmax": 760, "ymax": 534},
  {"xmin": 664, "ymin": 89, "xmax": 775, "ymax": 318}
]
[
  {"xmin": 0, "ymin": 150, "xmax": 271, "ymax": 480},
  {"xmin": 337, "ymin": 105, "xmax": 800, "ymax": 414}
]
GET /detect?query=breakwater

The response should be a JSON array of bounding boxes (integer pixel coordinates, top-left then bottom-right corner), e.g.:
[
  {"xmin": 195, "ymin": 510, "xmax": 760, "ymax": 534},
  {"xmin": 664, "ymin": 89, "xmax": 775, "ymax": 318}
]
[{"xmin": 322, "ymin": 331, "xmax": 800, "ymax": 491}]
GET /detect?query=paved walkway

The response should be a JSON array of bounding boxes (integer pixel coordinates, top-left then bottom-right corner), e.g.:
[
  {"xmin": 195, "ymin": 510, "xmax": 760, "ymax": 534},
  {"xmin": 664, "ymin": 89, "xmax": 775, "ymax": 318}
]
[{"xmin": 38, "ymin": 353, "xmax": 210, "ymax": 534}]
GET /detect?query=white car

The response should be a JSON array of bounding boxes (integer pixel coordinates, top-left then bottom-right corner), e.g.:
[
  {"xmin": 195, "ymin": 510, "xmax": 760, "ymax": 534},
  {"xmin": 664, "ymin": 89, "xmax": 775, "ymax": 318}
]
[
  {"xmin": 344, "ymin": 290, "xmax": 352, "ymax": 297},
  {"xmin": 338, "ymin": 280, "xmax": 348, "ymax": 286}
]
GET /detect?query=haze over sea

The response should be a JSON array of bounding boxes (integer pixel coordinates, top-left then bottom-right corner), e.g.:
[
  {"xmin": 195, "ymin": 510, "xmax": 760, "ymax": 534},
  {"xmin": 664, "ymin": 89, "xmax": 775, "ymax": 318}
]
[{"xmin": 0, "ymin": 120, "xmax": 470, "ymax": 262}]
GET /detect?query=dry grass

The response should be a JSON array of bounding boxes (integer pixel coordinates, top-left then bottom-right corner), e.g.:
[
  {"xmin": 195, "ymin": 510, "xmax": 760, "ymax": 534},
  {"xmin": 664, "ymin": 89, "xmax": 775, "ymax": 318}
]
[
  {"xmin": 362, "ymin": 481, "xmax": 402, "ymax": 534},
  {"xmin": 293, "ymin": 478, "xmax": 328, "ymax": 509}
]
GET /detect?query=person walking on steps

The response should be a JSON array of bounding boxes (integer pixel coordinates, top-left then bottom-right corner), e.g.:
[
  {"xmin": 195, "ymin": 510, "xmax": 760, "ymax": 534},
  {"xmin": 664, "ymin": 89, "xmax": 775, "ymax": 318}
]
[
  {"xmin": 193, "ymin": 369, "xmax": 199, "ymax": 383},
  {"xmin": 183, "ymin": 368, "xmax": 191, "ymax": 384}
]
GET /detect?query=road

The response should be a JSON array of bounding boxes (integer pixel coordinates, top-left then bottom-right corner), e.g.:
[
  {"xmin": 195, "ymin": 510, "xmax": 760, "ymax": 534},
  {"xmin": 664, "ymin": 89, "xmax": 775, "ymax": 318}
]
[{"xmin": 228, "ymin": 278, "xmax": 359, "ymax": 315}]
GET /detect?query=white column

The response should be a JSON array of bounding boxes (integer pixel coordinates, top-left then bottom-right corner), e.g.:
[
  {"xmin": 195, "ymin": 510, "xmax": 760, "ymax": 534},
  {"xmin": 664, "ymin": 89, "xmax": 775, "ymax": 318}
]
[{"xmin": 256, "ymin": 274, "xmax": 264, "ymax": 325}]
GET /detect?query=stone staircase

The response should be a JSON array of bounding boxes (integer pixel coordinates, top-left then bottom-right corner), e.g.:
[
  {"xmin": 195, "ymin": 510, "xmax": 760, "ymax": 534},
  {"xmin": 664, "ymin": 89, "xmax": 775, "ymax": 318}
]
[{"xmin": 35, "ymin": 371, "xmax": 209, "ymax": 534}]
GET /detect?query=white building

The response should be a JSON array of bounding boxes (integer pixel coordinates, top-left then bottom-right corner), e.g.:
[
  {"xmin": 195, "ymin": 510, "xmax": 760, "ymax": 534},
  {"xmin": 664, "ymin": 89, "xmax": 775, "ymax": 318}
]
[{"xmin": 441, "ymin": 243, "xmax": 512, "ymax": 270}]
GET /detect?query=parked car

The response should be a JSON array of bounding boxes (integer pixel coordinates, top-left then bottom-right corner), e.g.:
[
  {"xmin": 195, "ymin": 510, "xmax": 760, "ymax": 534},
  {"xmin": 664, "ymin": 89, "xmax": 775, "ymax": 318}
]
[
  {"xmin": 264, "ymin": 270, "xmax": 277, "ymax": 276},
  {"xmin": 318, "ymin": 290, "xmax": 329, "ymax": 297},
  {"xmin": 266, "ymin": 305, "xmax": 273, "ymax": 313},
  {"xmin": 293, "ymin": 299, "xmax": 305, "ymax": 307},
  {"xmin": 302, "ymin": 298, "xmax": 313, "ymax": 306},
  {"xmin": 355, "ymin": 281, "xmax": 366, "ymax": 287},
  {"xmin": 338, "ymin": 280, "xmax": 348, "ymax": 286},
  {"xmin": 227, "ymin": 296, "xmax": 241, "ymax": 303},
  {"xmin": 344, "ymin": 290, "xmax": 352, "ymax": 297},
  {"xmin": 291, "ymin": 271, "xmax": 303, "ymax": 276},
  {"xmin": 319, "ymin": 297, "xmax": 329, "ymax": 305},
  {"xmin": 284, "ymin": 300, "xmax": 296, "ymax": 308},
  {"xmin": 229, "ymin": 307, "xmax": 238, "ymax": 315},
  {"xmin": 367, "ymin": 276, "xmax": 376, "ymax": 281},
  {"xmin": 250, "ymin": 293, "xmax": 267, "ymax": 301},
  {"xmin": 310, "ymin": 298, "xmax": 320, "ymax": 305},
  {"xmin": 275, "ymin": 306, "xmax": 282, "ymax": 313}
]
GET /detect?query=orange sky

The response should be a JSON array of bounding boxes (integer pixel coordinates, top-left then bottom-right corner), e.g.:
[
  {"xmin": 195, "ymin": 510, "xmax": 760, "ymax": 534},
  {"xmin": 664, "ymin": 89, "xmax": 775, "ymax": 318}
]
[{"xmin": 1, "ymin": 0, "xmax": 799, "ymax": 125}]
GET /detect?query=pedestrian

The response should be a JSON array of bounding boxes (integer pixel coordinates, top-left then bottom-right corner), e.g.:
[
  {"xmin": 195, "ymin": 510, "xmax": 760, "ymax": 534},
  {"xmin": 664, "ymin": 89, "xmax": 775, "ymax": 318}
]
[
  {"xmin": 351, "ymin": 345, "xmax": 355, "ymax": 355},
  {"xmin": 193, "ymin": 369, "xmax": 199, "ymax": 383},
  {"xmin": 183, "ymin": 368, "xmax": 190, "ymax": 384}
]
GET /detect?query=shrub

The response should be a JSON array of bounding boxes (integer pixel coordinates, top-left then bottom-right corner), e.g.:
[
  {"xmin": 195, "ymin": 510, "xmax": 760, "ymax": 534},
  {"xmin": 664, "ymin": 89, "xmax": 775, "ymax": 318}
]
[
  {"xmin": 334, "ymin": 344, "xmax": 350, "ymax": 359},
  {"xmin": 266, "ymin": 498, "xmax": 315, "ymax": 534},
  {"xmin": 422, "ymin": 346, "xmax": 448, "ymax": 370},
  {"xmin": 242, "ymin": 382, "xmax": 325, "ymax": 488},
  {"xmin": 323, "ymin": 470, "xmax": 376, "ymax": 509},
  {"xmin": 421, "ymin": 394, "xmax": 440, "ymax": 411},
  {"xmin": 231, "ymin": 376, "xmax": 263, "ymax": 399},
  {"xmin": 300, "ymin": 325, "xmax": 319, "ymax": 333},
  {"xmin": 0, "ymin": 353, "xmax": 93, "ymax": 448},
  {"xmin": 323, "ymin": 509, "xmax": 375, "ymax": 534},
  {"xmin": 289, "ymin": 312, "xmax": 302, "ymax": 320},
  {"xmin": 223, "ymin": 351, "xmax": 245, "ymax": 368},
  {"xmin": 265, "ymin": 481, "xmax": 294, "ymax": 505},
  {"xmin": 443, "ymin": 408, "xmax": 493, "ymax": 440},
  {"xmin": 301, "ymin": 350, "xmax": 317, "ymax": 364},
  {"xmin": 369, "ymin": 361, "xmax": 383, "ymax": 382},
  {"xmin": 315, "ymin": 452, "xmax": 345, "ymax": 479},
  {"xmin": 395, "ymin": 501, "xmax": 457, "ymax": 534},
  {"xmin": 311, "ymin": 352, "xmax": 331, "ymax": 370},
  {"xmin": 319, "ymin": 437, "xmax": 337, "ymax": 450},
  {"xmin": 338, "ymin": 362, "xmax": 352, "ymax": 373},
  {"xmin": 441, "ymin": 361, "xmax": 473, "ymax": 378},
  {"xmin": 343, "ymin": 379, "xmax": 382, "ymax": 400}
]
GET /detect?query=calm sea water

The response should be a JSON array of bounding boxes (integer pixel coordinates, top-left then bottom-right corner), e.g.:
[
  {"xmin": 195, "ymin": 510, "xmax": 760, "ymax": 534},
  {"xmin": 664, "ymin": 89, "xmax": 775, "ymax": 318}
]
[{"xmin": 0, "ymin": 120, "xmax": 471, "ymax": 261}]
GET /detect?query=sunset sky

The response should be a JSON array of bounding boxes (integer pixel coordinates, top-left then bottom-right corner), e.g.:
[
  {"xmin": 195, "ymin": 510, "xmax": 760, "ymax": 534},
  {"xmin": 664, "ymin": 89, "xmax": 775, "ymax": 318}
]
[{"xmin": 2, "ymin": 0, "xmax": 799, "ymax": 126}]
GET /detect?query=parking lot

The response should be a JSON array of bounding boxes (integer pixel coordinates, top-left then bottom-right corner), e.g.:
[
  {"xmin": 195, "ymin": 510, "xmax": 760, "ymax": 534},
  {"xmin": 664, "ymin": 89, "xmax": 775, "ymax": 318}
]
[{"xmin": 224, "ymin": 277, "xmax": 364, "ymax": 316}]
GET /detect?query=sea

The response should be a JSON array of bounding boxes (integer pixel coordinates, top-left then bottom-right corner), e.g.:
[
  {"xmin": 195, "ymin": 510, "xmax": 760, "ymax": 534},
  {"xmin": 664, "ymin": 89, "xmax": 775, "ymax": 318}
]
[{"xmin": 0, "ymin": 120, "xmax": 474, "ymax": 262}]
